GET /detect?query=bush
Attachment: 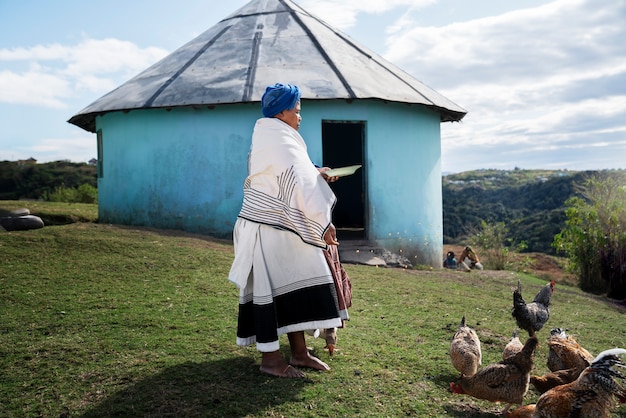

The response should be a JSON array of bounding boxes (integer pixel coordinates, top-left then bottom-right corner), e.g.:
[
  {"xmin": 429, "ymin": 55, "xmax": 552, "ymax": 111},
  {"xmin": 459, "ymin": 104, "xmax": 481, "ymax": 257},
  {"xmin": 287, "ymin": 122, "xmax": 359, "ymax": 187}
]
[
  {"xmin": 42, "ymin": 183, "xmax": 98, "ymax": 204},
  {"xmin": 77, "ymin": 183, "xmax": 98, "ymax": 204},
  {"xmin": 553, "ymin": 173, "xmax": 626, "ymax": 297}
]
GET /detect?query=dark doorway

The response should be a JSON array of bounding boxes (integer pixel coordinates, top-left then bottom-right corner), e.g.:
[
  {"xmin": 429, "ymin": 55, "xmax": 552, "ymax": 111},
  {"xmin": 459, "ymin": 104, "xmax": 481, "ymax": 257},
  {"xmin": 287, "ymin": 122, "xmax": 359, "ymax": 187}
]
[{"xmin": 322, "ymin": 120, "xmax": 365, "ymax": 240}]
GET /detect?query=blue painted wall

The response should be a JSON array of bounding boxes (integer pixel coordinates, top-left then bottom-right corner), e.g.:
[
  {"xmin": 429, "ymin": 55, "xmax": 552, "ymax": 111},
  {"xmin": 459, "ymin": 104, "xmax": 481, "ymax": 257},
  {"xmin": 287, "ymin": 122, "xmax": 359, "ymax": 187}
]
[
  {"xmin": 96, "ymin": 104, "xmax": 256, "ymax": 235},
  {"xmin": 96, "ymin": 99, "xmax": 443, "ymax": 266},
  {"xmin": 303, "ymin": 101, "xmax": 443, "ymax": 265}
]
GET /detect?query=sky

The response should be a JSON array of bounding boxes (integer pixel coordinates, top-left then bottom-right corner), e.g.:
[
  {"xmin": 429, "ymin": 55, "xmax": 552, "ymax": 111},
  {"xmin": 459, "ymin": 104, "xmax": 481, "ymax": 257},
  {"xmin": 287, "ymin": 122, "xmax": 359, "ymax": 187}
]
[{"xmin": 1, "ymin": 0, "xmax": 625, "ymax": 174}]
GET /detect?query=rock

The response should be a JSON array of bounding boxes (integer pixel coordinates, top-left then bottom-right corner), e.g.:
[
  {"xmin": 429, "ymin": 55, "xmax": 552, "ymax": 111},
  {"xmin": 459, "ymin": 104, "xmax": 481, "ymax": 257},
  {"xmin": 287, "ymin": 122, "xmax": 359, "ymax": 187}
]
[
  {"xmin": 0, "ymin": 207, "xmax": 44, "ymax": 231},
  {"xmin": 0, "ymin": 215, "xmax": 44, "ymax": 231}
]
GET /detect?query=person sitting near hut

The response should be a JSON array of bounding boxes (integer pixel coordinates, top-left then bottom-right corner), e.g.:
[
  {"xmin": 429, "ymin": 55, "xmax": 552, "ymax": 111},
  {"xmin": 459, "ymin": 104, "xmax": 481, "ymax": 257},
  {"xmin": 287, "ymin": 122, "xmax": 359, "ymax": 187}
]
[
  {"xmin": 443, "ymin": 251, "xmax": 458, "ymax": 269},
  {"xmin": 228, "ymin": 83, "xmax": 344, "ymax": 378},
  {"xmin": 458, "ymin": 246, "xmax": 484, "ymax": 271}
]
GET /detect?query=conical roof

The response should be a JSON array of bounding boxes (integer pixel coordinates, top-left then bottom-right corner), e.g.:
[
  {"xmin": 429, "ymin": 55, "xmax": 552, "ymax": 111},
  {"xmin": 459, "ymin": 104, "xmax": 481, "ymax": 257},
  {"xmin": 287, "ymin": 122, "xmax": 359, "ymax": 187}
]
[{"xmin": 69, "ymin": 0, "xmax": 466, "ymax": 132}]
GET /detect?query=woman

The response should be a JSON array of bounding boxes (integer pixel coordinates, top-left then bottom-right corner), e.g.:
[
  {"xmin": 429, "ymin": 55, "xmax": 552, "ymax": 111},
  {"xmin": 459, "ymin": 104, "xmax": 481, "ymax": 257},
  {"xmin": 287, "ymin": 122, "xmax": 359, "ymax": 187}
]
[{"xmin": 228, "ymin": 83, "xmax": 343, "ymax": 378}]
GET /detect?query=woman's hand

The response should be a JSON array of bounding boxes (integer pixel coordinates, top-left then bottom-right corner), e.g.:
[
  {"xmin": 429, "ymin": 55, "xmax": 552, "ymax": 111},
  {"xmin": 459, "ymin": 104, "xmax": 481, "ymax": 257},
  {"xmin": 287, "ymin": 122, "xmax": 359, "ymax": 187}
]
[
  {"xmin": 324, "ymin": 223, "xmax": 339, "ymax": 246},
  {"xmin": 318, "ymin": 167, "xmax": 339, "ymax": 183}
]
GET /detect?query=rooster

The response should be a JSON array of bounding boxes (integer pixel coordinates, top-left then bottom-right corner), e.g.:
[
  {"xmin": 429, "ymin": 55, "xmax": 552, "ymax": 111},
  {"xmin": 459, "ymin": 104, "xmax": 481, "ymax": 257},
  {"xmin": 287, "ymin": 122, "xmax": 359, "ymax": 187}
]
[
  {"xmin": 512, "ymin": 280, "xmax": 555, "ymax": 336},
  {"xmin": 503, "ymin": 329, "xmax": 524, "ymax": 360},
  {"xmin": 532, "ymin": 348, "xmax": 626, "ymax": 417},
  {"xmin": 450, "ymin": 315, "xmax": 482, "ymax": 377},
  {"xmin": 450, "ymin": 335, "xmax": 539, "ymax": 416},
  {"xmin": 530, "ymin": 327, "xmax": 596, "ymax": 394}
]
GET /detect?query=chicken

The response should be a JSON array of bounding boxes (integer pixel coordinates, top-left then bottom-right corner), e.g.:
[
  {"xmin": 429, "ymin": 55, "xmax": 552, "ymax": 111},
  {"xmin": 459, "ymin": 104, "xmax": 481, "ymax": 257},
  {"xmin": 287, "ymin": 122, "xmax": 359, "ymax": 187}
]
[
  {"xmin": 530, "ymin": 367, "xmax": 581, "ymax": 394},
  {"xmin": 449, "ymin": 315, "xmax": 482, "ymax": 377},
  {"xmin": 320, "ymin": 328, "xmax": 337, "ymax": 355},
  {"xmin": 529, "ymin": 327, "xmax": 596, "ymax": 394},
  {"xmin": 512, "ymin": 280, "xmax": 555, "ymax": 336},
  {"xmin": 450, "ymin": 335, "xmax": 539, "ymax": 416},
  {"xmin": 545, "ymin": 327, "xmax": 594, "ymax": 373},
  {"xmin": 503, "ymin": 329, "xmax": 524, "ymax": 360},
  {"xmin": 306, "ymin": 328, "xmax": 339, "ymax": 355},
  {"xmin": 532, "ymin": 348, "xmax": 626, "ymax": 417}
]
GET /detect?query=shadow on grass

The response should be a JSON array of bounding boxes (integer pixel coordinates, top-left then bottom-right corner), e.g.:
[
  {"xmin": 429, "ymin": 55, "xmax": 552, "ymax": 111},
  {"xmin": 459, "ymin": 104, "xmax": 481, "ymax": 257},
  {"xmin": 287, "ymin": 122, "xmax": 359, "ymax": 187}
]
[
  {"xmin": 80, "ymin": 356, "xmax": 310, "ymax": 417},
  {"xmin": 443, "ymin": 403, "xmax": 504, "ymax": 418}
]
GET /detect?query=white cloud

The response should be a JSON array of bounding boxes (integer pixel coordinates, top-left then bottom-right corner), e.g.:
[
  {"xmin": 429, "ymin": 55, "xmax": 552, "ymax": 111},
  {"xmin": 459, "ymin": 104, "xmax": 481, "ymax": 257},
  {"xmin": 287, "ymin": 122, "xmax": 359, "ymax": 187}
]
[
  {"xmin": 384, "ymin": 0, "xmax": 626, "ymax": 88},
  {"xmin": 62, "ymin": 38, "xmax": 167, "ymax": 77},
  {"xmin": 0, "ymin": 38, "xmax": 168, "ymax": 108},
  {"xmin": 30, "ymin": 135, "xmax": 94, "ymax": 154},
  {"xmin": 385, "ymin": 0, "xmax": 625, "ymax": 84},
  {"xmin": 381, "ymin": 0, "xmax": 626, "ymax": 171},
  {"xmin": 0, "ymin": 68, "xmax": 71, "ymax": 108},
  {"xmin": 299, "ymin": 0, "xmax": 435, "ymax": 29}
]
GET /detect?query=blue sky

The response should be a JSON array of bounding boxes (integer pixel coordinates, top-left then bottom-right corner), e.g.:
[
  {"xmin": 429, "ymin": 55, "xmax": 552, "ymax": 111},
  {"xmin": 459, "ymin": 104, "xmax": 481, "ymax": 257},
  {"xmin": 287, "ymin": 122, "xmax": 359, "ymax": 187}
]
[{"xmin": 1, "ymin": 0, "xmax": 625, "ymax": 173}]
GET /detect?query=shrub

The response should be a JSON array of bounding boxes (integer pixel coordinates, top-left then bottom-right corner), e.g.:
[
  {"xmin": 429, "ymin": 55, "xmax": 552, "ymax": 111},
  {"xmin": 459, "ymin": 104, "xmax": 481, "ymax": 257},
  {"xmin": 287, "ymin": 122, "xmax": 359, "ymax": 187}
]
[
  {"xmin": 77, "ymin": 183, "xmax": 98, "ymax": 204},
  {"xmin": 42, "ymin": 183, "xmax": 98, "ymax": 204},
  {"xmin": 553, "ymin": 173, "xmax": 626, "ymax": 297},
  {"xmin": 43, "ymin": 185, "xmax": 77, "ymax": 202}
]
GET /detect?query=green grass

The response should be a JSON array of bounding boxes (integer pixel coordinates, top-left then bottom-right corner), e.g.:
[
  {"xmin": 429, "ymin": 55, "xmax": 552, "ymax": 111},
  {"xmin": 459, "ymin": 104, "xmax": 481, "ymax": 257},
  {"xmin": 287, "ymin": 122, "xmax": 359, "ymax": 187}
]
[{"xmin": 1, "ymin": 202, "xmax": 625, "ymax": 417}]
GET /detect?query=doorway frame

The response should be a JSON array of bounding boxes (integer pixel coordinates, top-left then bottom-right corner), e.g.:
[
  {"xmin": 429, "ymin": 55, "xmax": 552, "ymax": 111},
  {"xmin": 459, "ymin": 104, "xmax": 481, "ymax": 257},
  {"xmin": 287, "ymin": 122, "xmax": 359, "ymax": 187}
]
[{"xmin": 321, "ymin": 119, "xmax": 367, "ymax": 240}]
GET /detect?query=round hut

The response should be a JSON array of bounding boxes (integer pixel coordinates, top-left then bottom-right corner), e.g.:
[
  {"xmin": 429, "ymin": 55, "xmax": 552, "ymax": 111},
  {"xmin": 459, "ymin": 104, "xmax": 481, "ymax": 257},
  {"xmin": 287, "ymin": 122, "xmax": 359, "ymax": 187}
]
[{"xmin": 68, "ymin": 0, "xmax": 466, "ymax": 267}]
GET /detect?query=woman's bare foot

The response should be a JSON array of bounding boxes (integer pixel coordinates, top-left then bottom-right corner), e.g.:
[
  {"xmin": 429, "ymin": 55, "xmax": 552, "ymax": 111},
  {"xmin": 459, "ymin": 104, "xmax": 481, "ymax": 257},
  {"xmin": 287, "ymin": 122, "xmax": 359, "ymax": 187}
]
[
  {"xmin": 260, "ymin": 351, "xmax": 306, "ymax": 378},
  {"xmin": 288, "ymin": 330, "xmax": 331, "ymax": 371},
  {"xmin": 290, "ymin": 351, "xmax": 330, "ymax": 371}
]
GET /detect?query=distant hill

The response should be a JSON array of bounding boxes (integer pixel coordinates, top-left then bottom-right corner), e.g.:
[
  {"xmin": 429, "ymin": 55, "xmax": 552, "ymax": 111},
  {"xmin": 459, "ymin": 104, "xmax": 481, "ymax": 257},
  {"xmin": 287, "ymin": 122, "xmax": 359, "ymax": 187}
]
[
  {"xmin": 442, "ymin": 168, "xmax": 619, "ymax": 254},
  {"xmin": 0, "ymin": 160, "xmax": 97, "ymax": 200}
]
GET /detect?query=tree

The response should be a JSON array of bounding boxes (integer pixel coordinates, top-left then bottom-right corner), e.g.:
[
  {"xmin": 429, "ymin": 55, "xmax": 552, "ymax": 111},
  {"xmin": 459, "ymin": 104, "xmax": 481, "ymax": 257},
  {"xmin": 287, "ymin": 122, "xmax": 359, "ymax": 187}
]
[{"xmin": 553, "ymin": 173, "xmax": 626, "ymax": 298}]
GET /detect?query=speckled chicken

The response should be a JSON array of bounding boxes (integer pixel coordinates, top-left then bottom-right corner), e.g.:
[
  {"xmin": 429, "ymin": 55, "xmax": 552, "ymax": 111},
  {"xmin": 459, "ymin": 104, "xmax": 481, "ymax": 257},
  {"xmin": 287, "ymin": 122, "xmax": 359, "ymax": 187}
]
[
  {"xmin": 450, "ymin": 335, "xmax": 539, "ymax": 416},
  {"xmin": 530, "ymin": 327, "xmax": 595, "ymax": 394},
  {"xmin": 512, "ymin": 280, "xmax": 555, "ymax": 336},
  {"xmin": 503, "ymin": 329, "xmax": 524, "ymax": 360},
  {"xmin": 545, "ymin": 327, "xmax": 594, "ymax": 373},
  {"xmin": 532, "ymin": 348, "xmax": 626, "ymax": 417},
  {"xmin": 450, "ymin": 315, "xmax": 482, "ymax": 377}
]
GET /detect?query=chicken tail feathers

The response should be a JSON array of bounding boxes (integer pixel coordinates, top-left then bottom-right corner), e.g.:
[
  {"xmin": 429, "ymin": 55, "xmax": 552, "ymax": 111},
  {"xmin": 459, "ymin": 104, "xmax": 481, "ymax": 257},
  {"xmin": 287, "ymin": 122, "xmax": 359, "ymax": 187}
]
[
  {"xmin": 592, "ymin": 348, "xmax": 626, "ymax": 364},
  {"xmin": 512, "ymin": 280, "xmax": 526, "ymax": 311}
]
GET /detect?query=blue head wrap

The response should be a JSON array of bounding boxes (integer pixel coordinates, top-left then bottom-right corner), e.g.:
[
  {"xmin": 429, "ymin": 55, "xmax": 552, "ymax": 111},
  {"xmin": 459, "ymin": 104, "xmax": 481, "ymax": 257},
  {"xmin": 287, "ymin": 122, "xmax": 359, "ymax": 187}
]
[{"xmin": 261, "ymin": 83, "xmax": 301, "ymax": 117}]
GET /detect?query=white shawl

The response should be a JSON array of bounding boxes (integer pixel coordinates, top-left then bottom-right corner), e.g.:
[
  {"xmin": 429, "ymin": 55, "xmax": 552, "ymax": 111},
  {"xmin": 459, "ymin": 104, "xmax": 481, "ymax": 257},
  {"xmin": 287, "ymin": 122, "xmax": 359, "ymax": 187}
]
[
  {"xmin": 228, "ymin": 118, "xmax": 336, "ymax": 289},
  {"xmin": 237, "ymin": 118, "xmax": 336, "ymax": 247}
]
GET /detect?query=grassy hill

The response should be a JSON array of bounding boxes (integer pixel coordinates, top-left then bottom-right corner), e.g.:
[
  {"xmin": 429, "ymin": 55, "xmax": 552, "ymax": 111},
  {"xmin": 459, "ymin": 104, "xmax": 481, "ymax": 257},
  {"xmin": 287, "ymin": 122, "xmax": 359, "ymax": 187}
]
[{"xmin": 1, "ymin": 213, "xmax": 625, "ymax": 417}]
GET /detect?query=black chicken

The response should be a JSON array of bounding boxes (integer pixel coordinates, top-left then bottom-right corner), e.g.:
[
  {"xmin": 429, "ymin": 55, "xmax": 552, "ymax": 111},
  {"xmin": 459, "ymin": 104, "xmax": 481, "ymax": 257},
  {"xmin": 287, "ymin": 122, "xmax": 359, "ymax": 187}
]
[{"xmin": 512, "ymin": 280, "xmax": 555, "ymax": 336}]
